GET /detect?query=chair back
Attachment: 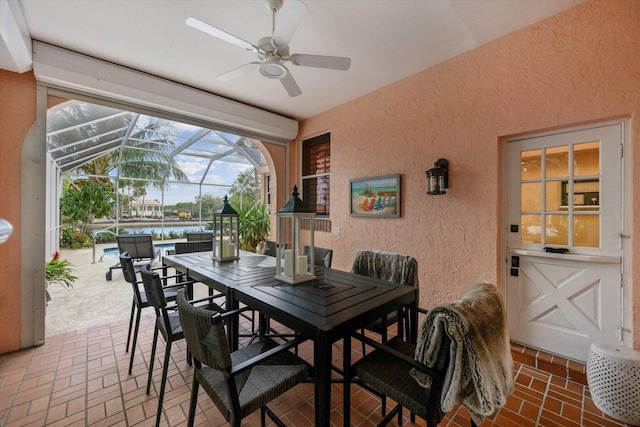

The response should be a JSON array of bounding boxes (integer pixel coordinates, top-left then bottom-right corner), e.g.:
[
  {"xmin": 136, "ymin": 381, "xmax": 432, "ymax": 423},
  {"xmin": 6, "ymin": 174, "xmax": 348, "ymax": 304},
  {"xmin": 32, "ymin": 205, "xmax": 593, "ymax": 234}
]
[
  {"xmin": 119, "ymin": 251, "xmax": 138, "ymax": 284},
  {"xmin": 261, "ymin": 241, "xmax": 286, "ymax": 257},
  {"xmin": 120, "ymin": 251, "xmax": 145, "ymax": 304},
  {"xmin": 176, "ymin": 289, "xmax": 232, "ymax": 371},
  {"xmin": 303, "ymin": 246, "xmax": 333, "ymax": 268},
  {"xmin": 351, "ymin": 250, "xmax": 418, "ymax": 288},
  {"xmin": 140, "ymin": 263, "xmax": 168, "ymax": 310},
  {"xmin": 174, "ymin": 241, "xmax": 213, "ymax": 254},
  {"xmin": 117, "ymin": 234, "xmax": 157, "ymax": 260},
  {"xmin": 186, "ymin": 231, "xmax": 214, "ymax": 242}
]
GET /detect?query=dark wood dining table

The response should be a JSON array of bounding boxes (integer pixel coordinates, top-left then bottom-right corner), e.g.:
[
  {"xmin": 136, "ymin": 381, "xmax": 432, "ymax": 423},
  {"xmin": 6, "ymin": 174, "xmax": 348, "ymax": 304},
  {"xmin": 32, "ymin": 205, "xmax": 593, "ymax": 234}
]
[{"xmin": 163, "ymin": 251, "xmax": 417, "ymax": 427}]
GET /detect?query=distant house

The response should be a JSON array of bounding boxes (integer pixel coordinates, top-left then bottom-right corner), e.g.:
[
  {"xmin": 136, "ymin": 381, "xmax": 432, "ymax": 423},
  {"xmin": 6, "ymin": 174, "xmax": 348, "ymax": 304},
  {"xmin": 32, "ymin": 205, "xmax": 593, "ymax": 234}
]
[{"xmin": 128, "ymin": 200, "xmax": 162, "ymax": 218}]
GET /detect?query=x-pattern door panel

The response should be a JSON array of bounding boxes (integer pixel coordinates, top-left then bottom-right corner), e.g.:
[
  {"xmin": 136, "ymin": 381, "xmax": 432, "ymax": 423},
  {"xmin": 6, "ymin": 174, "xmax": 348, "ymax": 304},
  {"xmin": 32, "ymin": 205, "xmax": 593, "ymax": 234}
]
[{"xmin": 505, "ymin": 123, "xmax": 623, "ymax": 362}]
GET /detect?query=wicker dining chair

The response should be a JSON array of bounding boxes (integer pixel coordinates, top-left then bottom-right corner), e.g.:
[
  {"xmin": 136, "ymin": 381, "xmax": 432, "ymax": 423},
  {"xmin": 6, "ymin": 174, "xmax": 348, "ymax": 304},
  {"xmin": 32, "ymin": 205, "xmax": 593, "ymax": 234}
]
[
  {"xmin": 350, "ymin": 331, "xmax": 462, "ymax": 427},
  {"xmin": 176, "ymin": 289, "xmax": 310, "ymax": 427},
  {"xmin": 349, "ymin": 281, "xmax": 513, "ymax": 427},
  {"xmin": 303, "ymin": 245, "xmax": 333, "ymax": 268},
  {"xmin": 351, "ymin": 250, "xmax": 418, "ymax": 349}
]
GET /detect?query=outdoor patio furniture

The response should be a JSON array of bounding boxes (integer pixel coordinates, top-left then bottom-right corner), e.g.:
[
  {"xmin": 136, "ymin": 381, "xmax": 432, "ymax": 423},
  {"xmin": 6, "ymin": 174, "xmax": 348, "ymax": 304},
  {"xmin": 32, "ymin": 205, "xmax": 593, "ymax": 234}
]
[
  {"xmin": 351, "ymin": 250, "xmax": 418, "ymax": 353},
  {"xmin": 174, "ymin": 240, "xmax": 213, "ymax": 254},
  {"xmin": 105, "ymin": 234, "xmax": 159, "ymax": 281},
  {"xmin": 303, "ymin": 245, "xmax": 333, "ymax": 268},
  {"xmin": 185, "ymin": 231, "xmax": 214, "ymax": 242},
  {"xmin": 349, "ymin": 281, "xmax": 513, "ymax": 427},
  {"xmin": 140, "ymin": 263, "xmax": 225, "ymax": 427},
  {"xmin": 120, "ymin": 252, "xmax": 187, "ymax": 375},
  {"xmin": 260, "ymin": 240, "xmax": 281, "ymax": 257},
  {"xmin": 176, "ymin": 289, "xmax": 310, "ymax": 427}
]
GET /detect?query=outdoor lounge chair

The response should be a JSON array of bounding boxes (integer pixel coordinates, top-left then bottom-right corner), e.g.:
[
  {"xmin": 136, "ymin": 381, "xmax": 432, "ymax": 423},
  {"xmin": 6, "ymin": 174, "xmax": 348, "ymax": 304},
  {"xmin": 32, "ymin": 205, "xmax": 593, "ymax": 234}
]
[{"xmin": 106, "ymin": 234, "xmax": 159, "ymax": 281}]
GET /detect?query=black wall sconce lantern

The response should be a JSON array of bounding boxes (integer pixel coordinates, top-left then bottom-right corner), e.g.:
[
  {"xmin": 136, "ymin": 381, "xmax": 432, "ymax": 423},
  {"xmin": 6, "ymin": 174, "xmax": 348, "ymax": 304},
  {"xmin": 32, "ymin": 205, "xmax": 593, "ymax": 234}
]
[{"xmin": 426, "ymin": 158, "xmax": 449, "ymax": 195}]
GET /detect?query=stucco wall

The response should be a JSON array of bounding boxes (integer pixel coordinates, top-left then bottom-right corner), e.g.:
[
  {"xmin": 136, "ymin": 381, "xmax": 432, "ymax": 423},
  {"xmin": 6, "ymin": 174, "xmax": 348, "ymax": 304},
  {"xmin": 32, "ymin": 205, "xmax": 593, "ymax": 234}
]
[
  {"xmin": 1, "ymin": 0, "xmax": 639, "ymax": 354},
  {"xmin": 0, "ymin": 70, "xmax": 36, "ymax": 353},
  {"xmin": 295, "ymin": 0, "xmax": 640, "ymax": 347}
]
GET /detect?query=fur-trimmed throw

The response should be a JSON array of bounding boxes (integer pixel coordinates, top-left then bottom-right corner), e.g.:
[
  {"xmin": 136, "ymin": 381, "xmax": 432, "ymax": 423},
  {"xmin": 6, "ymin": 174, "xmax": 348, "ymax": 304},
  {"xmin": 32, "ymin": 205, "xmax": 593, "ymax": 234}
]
[
  {"xmin": 411, "ymin": 281, "xmax": 514, "ymax": 425},
  {"xmin": 351, "ymin": 250, "xmax": 418, "ymax": 287}
]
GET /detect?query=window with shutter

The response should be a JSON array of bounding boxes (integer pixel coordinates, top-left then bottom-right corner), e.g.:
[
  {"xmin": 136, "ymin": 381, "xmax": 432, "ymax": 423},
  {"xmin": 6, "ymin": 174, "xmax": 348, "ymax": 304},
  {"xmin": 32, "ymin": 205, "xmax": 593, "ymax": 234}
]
[{"xmin": 302, "ymin": 133, "xmax": 330, "ymax": 216}]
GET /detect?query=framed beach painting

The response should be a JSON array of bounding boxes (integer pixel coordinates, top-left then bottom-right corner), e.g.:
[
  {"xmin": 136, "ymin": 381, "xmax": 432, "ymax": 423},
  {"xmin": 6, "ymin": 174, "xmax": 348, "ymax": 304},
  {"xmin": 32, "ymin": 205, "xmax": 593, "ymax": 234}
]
[{"xmin": 349, "ymin": 174, "xmax": 400, "ymax": 218}]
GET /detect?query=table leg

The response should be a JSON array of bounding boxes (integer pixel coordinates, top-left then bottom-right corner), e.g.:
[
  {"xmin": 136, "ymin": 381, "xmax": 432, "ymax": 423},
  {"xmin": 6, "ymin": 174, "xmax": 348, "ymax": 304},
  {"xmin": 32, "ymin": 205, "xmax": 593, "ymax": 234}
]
[
  {"xmin": 228, "ymin": 291, "xmax": 239, "ymax": 352},
  {"xmin": 314, "ymin": 335, "xmax": 331, "ymax": 427},
  {"xmin": 343, "ymin": 336, "xmax": 351, "ymax": 427}
]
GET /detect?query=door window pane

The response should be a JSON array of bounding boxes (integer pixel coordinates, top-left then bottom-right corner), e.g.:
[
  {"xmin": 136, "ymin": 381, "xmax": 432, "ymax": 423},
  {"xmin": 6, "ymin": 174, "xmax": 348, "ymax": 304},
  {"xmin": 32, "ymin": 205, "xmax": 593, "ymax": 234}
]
[
  {"xmin": 546, "ymin": 146, "xmax": 569, "ymax": 178},
  {"xmin": 546, "ymin": 181, "xmax": 563, "ymax": 211},
  {"xmin": 521, "ymin": 214, "xmax": 542, "ymax": 244},
  {"xmin": 521, "ymin": 149, "xmax": 541, "ymax": 179},
  {"xmin": 574, "ymin": 215, "xmax": 599, "ymax": 247},
  {"xmin": 573, "ymin": 179, "xmax": 600, "ymax": 210},
  {"xmin": 546, "ymin": 214, "xmax": 569, "ymax": 245},
  {"xmin": 574, "ymin": 142, "xmax": 599, "ymax": 176},
  {"xmin": 521, "ymin": 182, "xmax": 541, "ymax": 211}
]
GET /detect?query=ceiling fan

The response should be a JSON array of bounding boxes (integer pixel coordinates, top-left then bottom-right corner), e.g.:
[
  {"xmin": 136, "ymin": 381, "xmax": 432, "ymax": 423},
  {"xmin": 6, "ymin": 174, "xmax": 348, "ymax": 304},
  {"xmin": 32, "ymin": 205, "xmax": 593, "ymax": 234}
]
[{"xmin": 186, "ymin": 0, "xmax": 351, "ymax": 97}]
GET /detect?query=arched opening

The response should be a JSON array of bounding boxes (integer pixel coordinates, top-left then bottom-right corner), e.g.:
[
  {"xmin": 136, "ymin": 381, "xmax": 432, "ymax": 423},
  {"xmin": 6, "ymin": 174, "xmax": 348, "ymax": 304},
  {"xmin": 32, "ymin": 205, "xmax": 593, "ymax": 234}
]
[{"xmin": 25, "ymin": 90, "xmax": 287, "ymax": 340}]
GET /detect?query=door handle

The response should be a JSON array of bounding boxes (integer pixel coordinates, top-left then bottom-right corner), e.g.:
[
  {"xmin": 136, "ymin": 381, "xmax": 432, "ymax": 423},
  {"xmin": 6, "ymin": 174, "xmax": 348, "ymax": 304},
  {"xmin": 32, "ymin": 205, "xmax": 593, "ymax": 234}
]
[{"xmin": 544, "ymin": 247, "xmax": 569, "ymax": 254}]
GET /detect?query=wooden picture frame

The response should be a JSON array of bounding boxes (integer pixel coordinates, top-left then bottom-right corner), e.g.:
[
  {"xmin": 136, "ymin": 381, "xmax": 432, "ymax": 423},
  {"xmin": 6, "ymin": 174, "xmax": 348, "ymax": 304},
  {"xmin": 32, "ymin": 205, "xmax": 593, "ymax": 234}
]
[{"xmin": 349, "ymin": 174, "xmax": 400, "ymax": 218}]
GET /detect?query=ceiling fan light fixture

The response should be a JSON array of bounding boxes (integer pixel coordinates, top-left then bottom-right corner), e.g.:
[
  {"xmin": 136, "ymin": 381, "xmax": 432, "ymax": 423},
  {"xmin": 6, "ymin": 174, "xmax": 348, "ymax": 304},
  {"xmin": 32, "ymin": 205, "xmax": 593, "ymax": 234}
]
[{"xmin": 259, "ymin": 59, "xmax": 287, "ymax": 79}]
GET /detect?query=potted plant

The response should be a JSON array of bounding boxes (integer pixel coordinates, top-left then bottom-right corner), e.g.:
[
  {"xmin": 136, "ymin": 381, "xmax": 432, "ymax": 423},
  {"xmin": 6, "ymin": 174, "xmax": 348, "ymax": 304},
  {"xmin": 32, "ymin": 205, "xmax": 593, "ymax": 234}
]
[
  {"xmin": 45, "ymin": 251, "xmax": 78, "ymax": 300},
  {"xmin": 237, "ymin": 203, "xmax": 270, "ymax": 253}
]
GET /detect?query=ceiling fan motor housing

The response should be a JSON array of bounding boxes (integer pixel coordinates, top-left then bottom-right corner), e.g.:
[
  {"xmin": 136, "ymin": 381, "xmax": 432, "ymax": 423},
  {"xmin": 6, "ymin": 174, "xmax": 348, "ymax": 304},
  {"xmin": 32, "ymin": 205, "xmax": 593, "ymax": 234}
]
[
  {"xmin": 265, "ymin": 0, "xmax": 283, "ymax": 13},
  {"xmin": 260, "ymin": 57, "xmax": 287, "ymax": 79}
]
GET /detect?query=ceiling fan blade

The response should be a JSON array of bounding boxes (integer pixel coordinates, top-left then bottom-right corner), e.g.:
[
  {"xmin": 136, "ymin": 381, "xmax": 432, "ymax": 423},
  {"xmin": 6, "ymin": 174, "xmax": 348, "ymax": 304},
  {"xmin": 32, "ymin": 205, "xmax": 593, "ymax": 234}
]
[
  {"xmin": 272, "ymin": 0, "xmax": 307, "ymax": 49},
  {"xmin": 217, "ymin": 62, "xmax": 260, "ymax": 81},
  {"xmin": 289, "ymin": 54, "xmax": 351, "ymax": 71},
  {"xmin": 280, "ymin": 68, "xmax": 302, "ymax": 97},
  {"xmin": 186, "ymin": 17, "xmax": 258, "ymax": 52}
]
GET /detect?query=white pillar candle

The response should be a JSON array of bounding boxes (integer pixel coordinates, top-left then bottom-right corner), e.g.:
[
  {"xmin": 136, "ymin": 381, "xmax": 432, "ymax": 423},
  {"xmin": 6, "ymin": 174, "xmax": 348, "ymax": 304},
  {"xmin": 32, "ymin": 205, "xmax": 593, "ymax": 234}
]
[
  {"xmin": 296, "ymin": 255, "xmax": 307, "ymax": 277},
  {"xmin": 283, "ymin": 250, "xmax": 293, "ymax": 276},
  {"xmin": 215, "ymin": 240, "xmax": 221, "ymax": 258},
  {"xmin": 227, "ymin": 243, "xmax": 236, "ymax": 257}
]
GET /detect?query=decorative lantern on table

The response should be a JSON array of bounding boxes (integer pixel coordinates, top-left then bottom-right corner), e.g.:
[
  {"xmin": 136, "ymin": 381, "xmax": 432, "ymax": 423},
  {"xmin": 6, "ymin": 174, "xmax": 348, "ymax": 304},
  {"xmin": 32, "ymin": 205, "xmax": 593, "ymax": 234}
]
[
  {"xmin": 275, "ymin": 186, "xmax": 315, "ymax": 284},
  {"xmin": 212, "ymin": 195, "xmax": 240, "ymax": 262}
]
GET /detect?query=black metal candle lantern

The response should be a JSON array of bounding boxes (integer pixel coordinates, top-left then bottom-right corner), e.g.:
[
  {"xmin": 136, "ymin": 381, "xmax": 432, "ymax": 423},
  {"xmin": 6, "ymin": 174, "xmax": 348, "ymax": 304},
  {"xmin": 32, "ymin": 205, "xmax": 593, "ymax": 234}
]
[{"xmin": 212, "ymin": 195, "xmax": 240, "ymax": 262}]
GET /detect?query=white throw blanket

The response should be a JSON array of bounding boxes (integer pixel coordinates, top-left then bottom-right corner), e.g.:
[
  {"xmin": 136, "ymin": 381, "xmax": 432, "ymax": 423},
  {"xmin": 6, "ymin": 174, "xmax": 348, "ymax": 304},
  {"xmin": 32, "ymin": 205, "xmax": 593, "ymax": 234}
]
[{"xmin": 411, "ymin": 281, "xmax": 514, "ymax": 425}]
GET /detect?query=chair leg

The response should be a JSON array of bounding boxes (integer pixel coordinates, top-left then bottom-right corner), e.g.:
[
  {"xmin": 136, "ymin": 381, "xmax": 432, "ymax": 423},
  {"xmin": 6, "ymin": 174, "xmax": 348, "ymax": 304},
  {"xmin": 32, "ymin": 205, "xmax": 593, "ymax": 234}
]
[
  {"xmin": 187, "ymin": 374, "xmax": 199, "ymax": 427},
  {"xmin": 146, "ymin": 327, "xmax": 159, "ymax": 394},
  {"xmin": 154, "ymin": 340, "xmax": 172, "ymax": 427},
  {"xmin": 128, "ymin": 306, "xmax": 143, "ymax": 375},
  {"xmin": 260, "ymin": 406, "xmax": 266, "ymax": 427},
  {"xmin": 126, "ymin": 301, "xmax": 135, "ymax": 352}
]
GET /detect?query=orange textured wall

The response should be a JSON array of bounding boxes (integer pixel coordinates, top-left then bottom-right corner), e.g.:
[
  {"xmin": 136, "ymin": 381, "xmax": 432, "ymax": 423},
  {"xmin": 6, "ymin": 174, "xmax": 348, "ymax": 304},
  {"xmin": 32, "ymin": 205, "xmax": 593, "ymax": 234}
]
[
  {"xmin": 1, "ymin": 0, "xmax": 639, "ymax": 354},
  {"xmin": 296, "ymin": 0, "xmax": 640, "ymax": 346},
  {"xmin": 0, "ymin": 70, "xmax": 37, "ymax": 353}
]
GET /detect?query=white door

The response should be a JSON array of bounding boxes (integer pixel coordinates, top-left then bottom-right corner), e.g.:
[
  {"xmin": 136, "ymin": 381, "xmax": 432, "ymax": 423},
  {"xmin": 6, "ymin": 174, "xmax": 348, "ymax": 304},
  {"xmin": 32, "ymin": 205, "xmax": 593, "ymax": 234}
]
[{"xmin": 504, "ymin": 123, "xmax": 626, "ymax": 362}]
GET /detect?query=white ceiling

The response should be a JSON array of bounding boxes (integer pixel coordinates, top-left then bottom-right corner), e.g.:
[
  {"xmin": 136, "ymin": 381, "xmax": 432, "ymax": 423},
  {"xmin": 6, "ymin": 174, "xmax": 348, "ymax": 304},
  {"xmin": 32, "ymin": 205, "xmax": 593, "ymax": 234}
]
[{"xmin": 7, "ymin": 0, "xmax": 584, "ymax": 121}]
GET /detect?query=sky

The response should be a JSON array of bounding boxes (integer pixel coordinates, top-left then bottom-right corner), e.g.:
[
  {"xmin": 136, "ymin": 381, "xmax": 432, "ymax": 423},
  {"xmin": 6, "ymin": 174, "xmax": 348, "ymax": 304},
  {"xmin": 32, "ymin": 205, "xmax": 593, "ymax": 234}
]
[{"xmin": 115, "ymin": 117, "xmax": 257, "ymax": 206}]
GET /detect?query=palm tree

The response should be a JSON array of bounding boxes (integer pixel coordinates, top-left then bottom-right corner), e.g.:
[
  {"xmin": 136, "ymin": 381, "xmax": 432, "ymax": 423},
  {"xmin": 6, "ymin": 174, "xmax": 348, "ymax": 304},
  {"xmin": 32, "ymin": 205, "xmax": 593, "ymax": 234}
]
[{"xmin": 48, "ymin": 102, "xmax": 191, "ymax": 223}]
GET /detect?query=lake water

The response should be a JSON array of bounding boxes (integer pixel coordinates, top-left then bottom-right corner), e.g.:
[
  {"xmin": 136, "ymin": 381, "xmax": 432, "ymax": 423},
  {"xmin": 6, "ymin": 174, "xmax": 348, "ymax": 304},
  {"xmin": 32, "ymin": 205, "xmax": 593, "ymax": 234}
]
[{"xmin": 122, "ymin": 225, "xmax": 209, "ymax": 235}]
